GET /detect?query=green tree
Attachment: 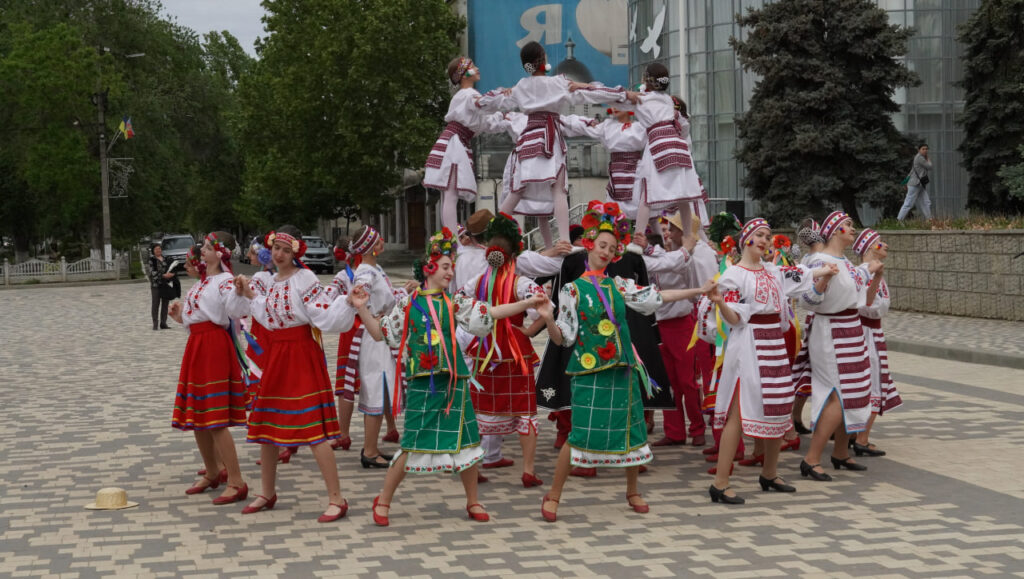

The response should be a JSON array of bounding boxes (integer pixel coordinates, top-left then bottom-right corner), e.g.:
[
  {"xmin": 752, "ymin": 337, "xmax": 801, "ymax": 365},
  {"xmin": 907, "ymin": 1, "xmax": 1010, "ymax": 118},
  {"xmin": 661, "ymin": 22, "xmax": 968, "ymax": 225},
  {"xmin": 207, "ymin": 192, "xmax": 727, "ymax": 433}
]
[
  {"xmin": 957, "ymin": 0, "xmax": 1024, "ymax": 213},
  {"xmin": 998, "ymin": 144, "xmax": 1024, "ymax": 200},
  {"xmin": 236, "ymin": 0, "xmax": 463, "ymax": 230},
  {"xmin": 731, "ymin": 0, "xmax": 918, "ymax": 224}
]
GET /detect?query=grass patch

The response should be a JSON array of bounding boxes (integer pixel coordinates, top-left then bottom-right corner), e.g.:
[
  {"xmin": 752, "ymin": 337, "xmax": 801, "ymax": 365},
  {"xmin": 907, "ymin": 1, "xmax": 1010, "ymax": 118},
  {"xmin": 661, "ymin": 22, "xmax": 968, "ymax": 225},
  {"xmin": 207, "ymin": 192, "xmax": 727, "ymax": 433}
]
[{"xmin": 875, "ymin": 214, "xmax": 1024, "ymax": 230}]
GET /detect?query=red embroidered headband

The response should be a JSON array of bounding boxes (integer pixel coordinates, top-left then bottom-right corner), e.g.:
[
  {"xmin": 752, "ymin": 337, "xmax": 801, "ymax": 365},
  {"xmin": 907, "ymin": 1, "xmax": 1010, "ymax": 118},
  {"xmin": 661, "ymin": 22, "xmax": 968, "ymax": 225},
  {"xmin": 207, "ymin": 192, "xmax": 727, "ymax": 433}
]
[
  {"xmin": 820, "ymin": 211, "xmax": 851, "ymax": 240},
  {"xmin": 265, "ymin": 230, "xmax": 307, "ymax": 259},
  {"xmin": 854, "ymin": 228, "xmax": 882, "ymax": 256},
  {"xmin": 349, "ymin": 226, "xmax": 380, "ymax": 256},
  {"xmin": 450, "ymin": 57, "xmax": 472, "ymax": 85},
  {"xmin": 739, "ymin": 218, "xmax": 770, "ymax": 247}
]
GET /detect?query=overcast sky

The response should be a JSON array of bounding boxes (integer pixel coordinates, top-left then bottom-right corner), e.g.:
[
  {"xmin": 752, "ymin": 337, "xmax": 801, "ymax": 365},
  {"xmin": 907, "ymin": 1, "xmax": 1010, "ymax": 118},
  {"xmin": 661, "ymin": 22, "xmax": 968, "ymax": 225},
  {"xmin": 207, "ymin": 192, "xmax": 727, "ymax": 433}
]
[{"xmin": 159, "ymin": 0, "xmax": 267, "ymax": 56}]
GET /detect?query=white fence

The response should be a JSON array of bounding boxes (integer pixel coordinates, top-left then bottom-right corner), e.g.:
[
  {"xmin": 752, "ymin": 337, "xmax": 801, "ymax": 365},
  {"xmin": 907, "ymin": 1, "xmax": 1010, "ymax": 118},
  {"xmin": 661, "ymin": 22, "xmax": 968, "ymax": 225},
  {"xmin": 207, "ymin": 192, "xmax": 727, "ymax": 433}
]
[{"xmin": 2, "ymin": 256, "xmax": 127, "ymax": 285}]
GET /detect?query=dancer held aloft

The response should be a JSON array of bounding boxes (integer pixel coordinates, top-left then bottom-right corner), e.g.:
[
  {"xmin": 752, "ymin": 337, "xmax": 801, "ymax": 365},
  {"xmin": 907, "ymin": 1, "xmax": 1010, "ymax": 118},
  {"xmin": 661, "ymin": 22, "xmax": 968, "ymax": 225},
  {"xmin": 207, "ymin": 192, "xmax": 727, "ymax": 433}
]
[
  {"xmin": 578, "ymin": 63, "xmax": 705, "ymax": 238},
  {"xmin": 230, "ymin": 226, "xmax": 362, "ymax": 522},
  {"xmin": 351, "ymin": 228, "xmax": 547, "ymax": 526},
  {"xmin": 852, "ymin": 228, "xmax": 903, "ymax": 456},
  {"xmin": 704, "ymin": 219, "xmax": 838, "ymax": 505},
  {"xmin": 463, "ymin": 213, "xmax": 545, "ymax": 487},
  {"xmin": 562, "ymin": 108, "xmax": 647, "ymax": 220},
  {"xmin": 535, "ymin": 201, "xmax": 714, "ymax": 522},
  {"xmin": 797, "ymin": 212, "xmax": 884, "ymax": 482},
  {"xmin": 169, "ymin": 232, "xmax": 249, "ymax": 505},
  {"xmin": 424, "ymin": 57, "xmax": 508, "ymax": 234},
  {"xmin": 476, "ymin": 41, "xmax": 627, "ymax": 246}
]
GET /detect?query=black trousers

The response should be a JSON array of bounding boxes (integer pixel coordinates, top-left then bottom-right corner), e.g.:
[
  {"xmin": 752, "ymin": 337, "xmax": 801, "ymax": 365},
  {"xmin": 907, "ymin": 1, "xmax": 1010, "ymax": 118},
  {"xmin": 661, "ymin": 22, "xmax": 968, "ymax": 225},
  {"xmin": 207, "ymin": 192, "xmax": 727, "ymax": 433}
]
[{"xmin": 151, "ymin": 287, "xmax": 169, "ymax": 328}]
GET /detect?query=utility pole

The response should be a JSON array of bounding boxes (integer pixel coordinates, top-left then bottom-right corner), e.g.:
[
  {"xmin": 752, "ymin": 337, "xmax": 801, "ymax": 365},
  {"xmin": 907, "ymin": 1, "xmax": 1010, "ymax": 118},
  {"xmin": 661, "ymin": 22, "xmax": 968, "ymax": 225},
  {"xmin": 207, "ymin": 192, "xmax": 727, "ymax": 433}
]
[{"xmin": 95, "ymin": 89, "xmax": 112, "ymax": 263}]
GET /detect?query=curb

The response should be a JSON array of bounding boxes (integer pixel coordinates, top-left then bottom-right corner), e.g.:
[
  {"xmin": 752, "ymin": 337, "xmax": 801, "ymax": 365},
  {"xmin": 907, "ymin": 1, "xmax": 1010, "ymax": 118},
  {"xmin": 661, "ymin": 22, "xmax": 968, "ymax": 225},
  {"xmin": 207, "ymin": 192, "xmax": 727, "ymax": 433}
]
[{"xmin": 887, "ymin": 338, "xmax": 1024, "ymax": 370}]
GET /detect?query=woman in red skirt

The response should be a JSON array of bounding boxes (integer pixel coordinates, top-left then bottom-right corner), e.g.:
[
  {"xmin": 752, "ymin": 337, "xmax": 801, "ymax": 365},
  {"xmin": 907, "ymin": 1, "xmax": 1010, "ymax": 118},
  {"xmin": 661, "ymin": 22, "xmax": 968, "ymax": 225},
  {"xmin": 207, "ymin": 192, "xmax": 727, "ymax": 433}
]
[
  {"xmin": 169, "ymin": 233, "xmax": 249, "ymax": 505},
  {"xmin": 230, "ymin": 225, "xmax": 362, "ymax": 522}
]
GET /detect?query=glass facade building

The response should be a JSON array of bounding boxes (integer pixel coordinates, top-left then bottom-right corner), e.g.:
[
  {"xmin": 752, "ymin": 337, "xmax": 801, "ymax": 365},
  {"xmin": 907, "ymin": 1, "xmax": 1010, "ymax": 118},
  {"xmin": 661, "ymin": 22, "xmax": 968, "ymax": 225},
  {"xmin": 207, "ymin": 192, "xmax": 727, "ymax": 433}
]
[{"xmin": 628, "ymin": 0, "xmax": 979, "ymax": 221}]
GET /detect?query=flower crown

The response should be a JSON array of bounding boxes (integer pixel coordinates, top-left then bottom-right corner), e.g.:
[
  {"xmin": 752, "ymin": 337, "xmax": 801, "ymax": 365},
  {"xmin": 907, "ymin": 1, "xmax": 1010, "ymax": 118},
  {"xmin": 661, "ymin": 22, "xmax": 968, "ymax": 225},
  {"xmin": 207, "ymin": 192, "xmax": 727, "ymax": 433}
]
[
  {"xmin": 264, "ymin": 230, "xmax": 307, "ymax": 259},
  {"xmin": 580, "ymin": 200, "xmax": 631, "ymax": 260},
  {"xmin": 414, "ymin": 227, "xmax": 457, "ymax": 282}
]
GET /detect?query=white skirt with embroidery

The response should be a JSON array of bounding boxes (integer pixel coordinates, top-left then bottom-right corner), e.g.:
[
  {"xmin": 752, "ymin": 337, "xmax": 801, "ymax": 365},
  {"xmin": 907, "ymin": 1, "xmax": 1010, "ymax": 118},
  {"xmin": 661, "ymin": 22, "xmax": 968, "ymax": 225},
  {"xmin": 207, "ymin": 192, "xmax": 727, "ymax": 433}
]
[
  {"xmin": 570, "ymin": 444, "xmax": 653, "ymax": 468},
  {"xmin": 393, "ymin": 446, "xmax": 484, "ymax": 474}
]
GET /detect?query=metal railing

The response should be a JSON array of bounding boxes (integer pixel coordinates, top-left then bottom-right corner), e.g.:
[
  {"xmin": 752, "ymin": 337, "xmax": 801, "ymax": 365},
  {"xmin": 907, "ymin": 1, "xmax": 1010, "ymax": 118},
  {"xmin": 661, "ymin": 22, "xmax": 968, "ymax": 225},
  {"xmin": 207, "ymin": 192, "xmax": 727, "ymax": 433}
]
[
  {"xmin": 2, "ymin": 256, "xmax": 125, "ymax": 285},
  {"xmin": 523, "ymin": 203, "xmax": 587, "ymax": 250}
]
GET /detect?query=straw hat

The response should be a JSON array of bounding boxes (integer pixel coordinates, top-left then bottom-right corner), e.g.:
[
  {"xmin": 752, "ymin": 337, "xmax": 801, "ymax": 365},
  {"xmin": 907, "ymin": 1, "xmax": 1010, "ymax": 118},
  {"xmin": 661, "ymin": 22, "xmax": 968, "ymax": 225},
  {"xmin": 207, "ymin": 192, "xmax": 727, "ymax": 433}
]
[{"xmin": 85, "ymin": 487, "xmax": 139, "ymax": 510}]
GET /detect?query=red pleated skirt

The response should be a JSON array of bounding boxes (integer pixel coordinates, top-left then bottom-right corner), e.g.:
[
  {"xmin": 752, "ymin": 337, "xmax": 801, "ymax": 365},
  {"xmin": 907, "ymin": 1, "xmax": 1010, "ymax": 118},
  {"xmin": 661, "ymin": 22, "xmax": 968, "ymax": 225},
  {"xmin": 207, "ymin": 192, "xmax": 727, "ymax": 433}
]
[
  {"xmin": 246, "ymin": 325, "xmax": 341, "ymax": 447},
  {"xmin": 172, "ymin": 321, "xmax": 247, "ymax": 431}
]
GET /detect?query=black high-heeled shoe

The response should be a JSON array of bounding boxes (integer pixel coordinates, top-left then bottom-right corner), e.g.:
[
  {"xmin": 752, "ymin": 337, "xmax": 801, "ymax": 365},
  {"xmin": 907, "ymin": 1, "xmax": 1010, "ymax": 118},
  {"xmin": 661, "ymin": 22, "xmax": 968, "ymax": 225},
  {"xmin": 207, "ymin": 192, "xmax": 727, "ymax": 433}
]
[
  {"xmin": 793, "ymin": 421, "xmax": 811, "ymax": 435},
  {"xmin": 708, "ymin": 484, "xmax": 745, "ymax": 504},
  {"xmin": 759, "ymin": 475, "xmax": 796, "ymax": 492},
  {"xmin": 851, "ymin": 441, "xmax": 886, "ymax": 457},
  {"xmin": 830, "ymin": 456, "xmax": 868, "ymax": 471},
  {"xmin": 360, "ymin": 450, "xmax": 390, "ymax": 469},
  {"xmin": 799, "ymin": 460, "xmax": 833, "ymax": 481}
]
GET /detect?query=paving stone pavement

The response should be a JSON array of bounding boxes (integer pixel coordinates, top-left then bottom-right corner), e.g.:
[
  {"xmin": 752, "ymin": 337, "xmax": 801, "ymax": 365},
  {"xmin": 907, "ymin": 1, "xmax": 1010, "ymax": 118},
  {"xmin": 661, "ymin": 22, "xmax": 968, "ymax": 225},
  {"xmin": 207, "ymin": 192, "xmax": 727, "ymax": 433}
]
[{"xmin": 2, "ymin": 280, "xmax": 1023, "ymax": 578}]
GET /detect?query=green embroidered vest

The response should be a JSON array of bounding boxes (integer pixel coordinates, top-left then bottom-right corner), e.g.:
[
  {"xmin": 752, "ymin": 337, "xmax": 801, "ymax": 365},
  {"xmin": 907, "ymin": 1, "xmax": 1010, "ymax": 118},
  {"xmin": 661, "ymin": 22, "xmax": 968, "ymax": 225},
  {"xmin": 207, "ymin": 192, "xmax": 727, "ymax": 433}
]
[
  {"xmin": 565, "ymin": 278, "xmax": 636, "ymax": 376},
  {"xmin": 403, "ymin": 292, "xmax": 470, "ymax": 379}
]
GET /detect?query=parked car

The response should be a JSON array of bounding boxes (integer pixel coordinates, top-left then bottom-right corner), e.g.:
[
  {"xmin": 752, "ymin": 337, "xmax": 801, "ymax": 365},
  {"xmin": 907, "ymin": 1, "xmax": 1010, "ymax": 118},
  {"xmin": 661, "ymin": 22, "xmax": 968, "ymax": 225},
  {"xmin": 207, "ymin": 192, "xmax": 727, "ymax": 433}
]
[
  {"xmin": 302, "ymin": 235, "xmax": 334, "ymax": 274},
  {"xmin": 160, "ymin": 234, "xmax": 196, "ymax": 275}
]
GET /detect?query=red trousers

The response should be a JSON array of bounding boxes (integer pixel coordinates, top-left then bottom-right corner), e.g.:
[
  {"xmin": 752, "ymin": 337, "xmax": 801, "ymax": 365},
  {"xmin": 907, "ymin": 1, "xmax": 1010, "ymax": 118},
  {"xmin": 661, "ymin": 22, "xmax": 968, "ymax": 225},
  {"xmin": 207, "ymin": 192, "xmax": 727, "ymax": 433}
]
[{"xmin": 658, "ymin": 315, "xmax": 706, "ymax": 441}]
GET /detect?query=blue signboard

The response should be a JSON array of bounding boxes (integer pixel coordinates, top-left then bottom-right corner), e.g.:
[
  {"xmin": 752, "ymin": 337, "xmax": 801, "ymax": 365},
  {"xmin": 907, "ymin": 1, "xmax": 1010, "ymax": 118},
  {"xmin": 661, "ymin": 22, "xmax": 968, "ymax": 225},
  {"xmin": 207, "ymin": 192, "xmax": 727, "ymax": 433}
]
[{"xmin": 468, "ymin": 0, "xmax": 630, "ymax": 92}]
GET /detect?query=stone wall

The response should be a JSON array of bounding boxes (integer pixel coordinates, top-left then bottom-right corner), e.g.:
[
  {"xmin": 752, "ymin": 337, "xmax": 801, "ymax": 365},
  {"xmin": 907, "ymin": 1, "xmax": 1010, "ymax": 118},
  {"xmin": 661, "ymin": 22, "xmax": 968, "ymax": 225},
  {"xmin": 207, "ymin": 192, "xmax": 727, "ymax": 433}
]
[{"xmin": 880, "ymin": 230, "xmax": 1024, "ymax": 321}]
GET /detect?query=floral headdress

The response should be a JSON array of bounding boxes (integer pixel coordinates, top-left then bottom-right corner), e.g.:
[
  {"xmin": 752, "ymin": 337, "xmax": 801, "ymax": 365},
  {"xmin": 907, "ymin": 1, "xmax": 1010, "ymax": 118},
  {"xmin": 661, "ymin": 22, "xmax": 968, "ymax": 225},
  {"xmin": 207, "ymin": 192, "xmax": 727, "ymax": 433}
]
[
  {"xmin": 185, "ymin": 244, "xmax": 201, "ymax": 271},
  {"xmin": 264, "ymin": 230, "xmax": 307, "ymax": 258},
  {"xmin": 523, "ymin": 60, "xmax": 552, "ymax": 74},
  {"xmin": 580, "ymin": 200, "xmax": 631, "ymax": 260},
  {"xmin": 708, "ymin": 212, "xmax": 743, "ymax": 246},
  {"xmin": 205, "ymin": 233, "xmax": 233, "ymax": 274},
  {"xmin": 483, "ymin": 212, "xmax": 524, "ymax": 268},
  {"xmin": 413, "ymin": 227, "xmax": 457, "ymax": 283},
  {"xmin": 643, "ymin": 72, "xmax": 670, "ymax": 91}
]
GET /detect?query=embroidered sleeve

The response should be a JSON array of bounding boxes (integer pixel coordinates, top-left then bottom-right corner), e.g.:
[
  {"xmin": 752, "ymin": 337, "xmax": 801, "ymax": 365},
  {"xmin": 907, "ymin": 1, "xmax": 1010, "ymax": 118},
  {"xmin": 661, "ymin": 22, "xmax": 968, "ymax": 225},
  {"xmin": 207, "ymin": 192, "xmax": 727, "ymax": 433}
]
[
  {"xmin": 568, "ymin": 83, "xmax": 626, "ymax": 105},
  {"xmin": 453, "ymin": 292, "xmax": 494, "ymax": 337},
  {"xmin": 515, "ymin": 250, "xmax": 562, "ymax": 277},
  {"xmin": 251, "ymin": 274, "xmax": 269, "ymax": 297},
  {"xmin": 779, "ymin": 264, "xmax": 814, "ymax": 298},
  {"xmin": 717, "ymin": 270, "xmax": 754, "ymax": 327},
  {"xmin": 379, "ymin": 296, "xmax": 409, "ymax": 349},
  {"xmin": 223, "ymin": 279, "xmax": 252, "ymax": 319},
  {"xmin": 800, "ymin": 259, "xmax": 827, "ymax": 307},
  {"xmin": 554, "ymin": 283, "xmax": 580, "ymax": 345},
  {"xmin": 475, "ymin": 88, "xmax": 515, "ymax": 111},
  {"xmin": 614, "ymin": 276, "xmax": 663, "ymax": 316}
]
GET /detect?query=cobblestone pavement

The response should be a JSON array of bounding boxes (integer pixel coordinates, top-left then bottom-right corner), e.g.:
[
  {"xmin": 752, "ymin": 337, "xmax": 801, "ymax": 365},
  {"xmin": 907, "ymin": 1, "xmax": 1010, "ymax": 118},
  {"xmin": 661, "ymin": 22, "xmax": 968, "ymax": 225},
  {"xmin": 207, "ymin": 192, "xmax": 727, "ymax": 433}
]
[{"xmin": 2, "ymin": 280, "xmax": 1023, "ymax": 578}]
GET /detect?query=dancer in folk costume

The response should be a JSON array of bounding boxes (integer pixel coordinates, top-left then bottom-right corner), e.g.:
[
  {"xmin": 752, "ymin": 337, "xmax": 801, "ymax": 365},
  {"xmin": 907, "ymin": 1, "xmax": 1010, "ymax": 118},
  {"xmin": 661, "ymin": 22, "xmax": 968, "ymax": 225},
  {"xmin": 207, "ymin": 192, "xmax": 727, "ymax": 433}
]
[
  {"xmin": 790, "ymin": 218, "xmax": 826, "ymax": 434},
  {"xmin": 535, "ymin": 201, "xmax": 714, "ymax": 521},
  {"xmin": 463, "ymin": 213, "xmax": 545, "ymax": 487},
  {"xmin": 230, "ymin": 226, "xmax": 362, "ymax": 522},
  {"xmin": 852, "ymin": 228, "xmax": 903, "ymax": 456},
  {"xmin": 476, "ymin": 41, "xmax": 628, "ymax": 246},
  {"xmin": 345, "ymin": 225, "xmax": 411, "ymax": 468},
  {"xmin": 797, "ymin": 212, "xmax": 884, "ymax": 481},
  {"xmin": 579, "ymin": 63, "xmax": 704, "ymax": 238},
  {"xmin": 242, "ymin": 237, "xmax": 273, "ymax": 412},
  {"xmin": 324, "ymin": 243, "xmax": 361, "ymax": 454},
  {"xmin": 704, "ymin": 219, "xmax": 838, "ymax": 504},
  {"xmin": 561, "ymin": 108, "xmax": 648, "ymax": 220},
  {"xmin": 424, "ymin": 56, "xmax": 508, "ymax": 234},
  {"xmin": 645, "ymin": 211, "xmax": 707, "ymax": 448},
  {"xmin": 169, "ymin": 232, "xmax": 249, "ymax": 505},
  {"xmin": 352, "ymin": 229, "xmax": 546, "ymax": 526}
]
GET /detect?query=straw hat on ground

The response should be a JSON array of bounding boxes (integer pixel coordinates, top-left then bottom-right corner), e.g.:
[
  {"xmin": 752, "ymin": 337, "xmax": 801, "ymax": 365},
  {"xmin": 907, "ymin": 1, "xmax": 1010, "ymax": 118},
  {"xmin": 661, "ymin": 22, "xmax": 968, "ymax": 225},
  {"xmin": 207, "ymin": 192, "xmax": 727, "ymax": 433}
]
[{"xmin": 84, "ymin": 487, "xmax": 139, "ymax": 510}]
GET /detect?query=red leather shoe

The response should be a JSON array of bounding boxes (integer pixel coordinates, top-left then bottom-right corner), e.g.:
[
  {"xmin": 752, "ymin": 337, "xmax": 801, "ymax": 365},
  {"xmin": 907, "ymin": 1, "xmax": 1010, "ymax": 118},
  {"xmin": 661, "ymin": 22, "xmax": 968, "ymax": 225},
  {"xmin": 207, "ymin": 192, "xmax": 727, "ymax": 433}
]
[
  {"xmin": 218, "ymin": 469, "xmax": 228, "ymax": 483},
  {"xmin": 705, "ymin": 454, "xmax": 719, "ymax": 463},
  {"xmin": 241, "ymin": 494, "xmax": 277, "ymax": 514},
  {"xmin": 185, "ymin": 475, "xmax": 221, "ymax": 495},
  {"xmin": 691, "ymin": 435, "xmax": 707, "ymax": 447},
  {"xmin": 212, "ymin": 483, "xmax": 248, "ymax": 505},
  {"xmin": 482, "ymin": 458, "xmax": 514, "ymax": 469},
  {"xmin": 780, "ymin": 437, "xmax": 801, "ymax": 452},
  {"xmin": 331, "ymin": 436, "xmax": 352, "ymax": 451},
  {"xmin": 522, "ymin": 472, "xmax": 543, "ymax": 487},
  {"xmin": 197, "ymin": 468, "xmax": 206, "ymax": 476},
  {"xmin": 382, "ymin": 429, "xmax": 400, "ymax": 443},
  {"xmin": 477, "ymin": 472, "xmax": 489, "ymax": 483},
  {"xmin": 738, "ymin": 454, "xmax": 765, "ymax": 467},
  {"xmin": 707, "ymin": 463, "xmax": 735, "ymax": 475},
  {"xmin": 317, "ymin": 500, "xmax": 349, "ymax": 523},
  {"xmin": 372, "ymin": 495, "xmax": 390, "ymax": 527},
  {"xmin": 639, "ymin": 465, "xmax": 648, "ymax": 474},
  {"xmin": 540, "ymin": 494, "xmax": 559, "ymax": 522},
  {"xmin": 650, "ymin": 436, "xmax": 686, "ymax": 447},
  {"xmin": 256, "ymin": 447, "xmax": 296, "ymax": 466},
  {"xmin": 570, "ymin": 466, "xmax": 597, "ymax": 477},
  {"xmin": 466, "ymin": 503, "xmax": 490, "ymax": 522},
  {"xmin": 626, "ymin": 493, "xmax": 649, "ymax": 513},
  {"xmin": 703, "ymin": 445, "xmax": 719, "ymax": 456}
]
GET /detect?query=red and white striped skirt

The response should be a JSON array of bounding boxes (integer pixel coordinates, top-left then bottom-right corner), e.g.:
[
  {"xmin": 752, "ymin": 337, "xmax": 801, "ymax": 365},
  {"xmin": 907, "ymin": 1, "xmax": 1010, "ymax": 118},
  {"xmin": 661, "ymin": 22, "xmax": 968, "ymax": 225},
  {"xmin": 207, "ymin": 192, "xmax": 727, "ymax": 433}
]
[{"xmin": 861, "ymin": 317, "xmax": 903, "ymax": 414}]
